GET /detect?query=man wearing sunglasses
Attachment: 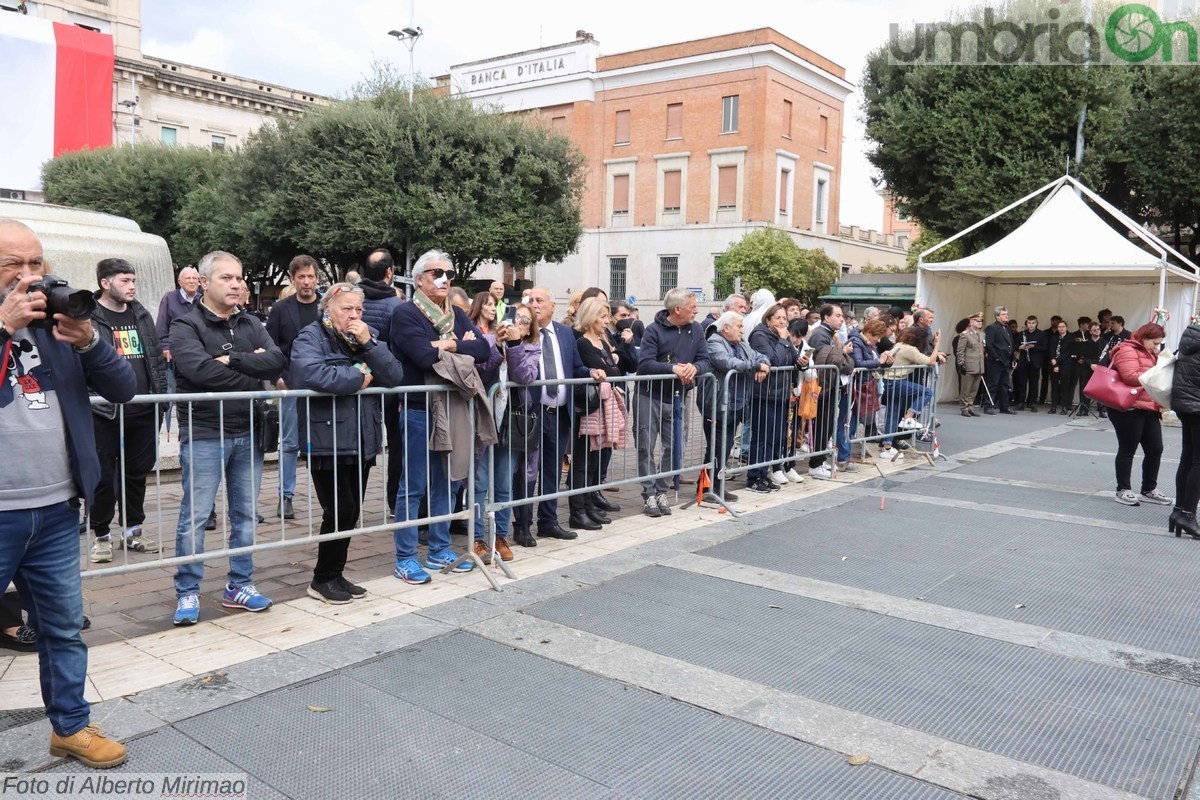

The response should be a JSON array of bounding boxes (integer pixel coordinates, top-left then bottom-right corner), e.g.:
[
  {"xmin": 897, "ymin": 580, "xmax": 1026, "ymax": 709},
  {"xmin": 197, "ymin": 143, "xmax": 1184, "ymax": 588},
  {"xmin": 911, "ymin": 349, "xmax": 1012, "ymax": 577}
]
[{"xmin": 388, "ymin": 250, "xmax": 492, "ymax": 585}]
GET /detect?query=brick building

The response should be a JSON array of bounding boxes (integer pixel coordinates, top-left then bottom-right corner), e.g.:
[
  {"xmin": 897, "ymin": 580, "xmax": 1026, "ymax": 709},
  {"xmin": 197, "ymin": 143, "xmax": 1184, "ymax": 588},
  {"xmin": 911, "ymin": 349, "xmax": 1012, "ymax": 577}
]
[{"xmin": 440, "ymin": 29, "xmax": 907, "ymax": 305}]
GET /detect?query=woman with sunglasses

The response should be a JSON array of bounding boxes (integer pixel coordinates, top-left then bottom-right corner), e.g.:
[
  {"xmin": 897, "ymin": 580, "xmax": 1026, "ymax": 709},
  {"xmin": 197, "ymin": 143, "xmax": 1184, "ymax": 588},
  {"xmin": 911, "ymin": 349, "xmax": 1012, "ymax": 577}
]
[
  {"xmin": 506, "ymin": 304, "xmax": 544, "ymax": 547},
  {"xmin": 289, "ymin": 283, "xmax": 404, "ymax": 604}
]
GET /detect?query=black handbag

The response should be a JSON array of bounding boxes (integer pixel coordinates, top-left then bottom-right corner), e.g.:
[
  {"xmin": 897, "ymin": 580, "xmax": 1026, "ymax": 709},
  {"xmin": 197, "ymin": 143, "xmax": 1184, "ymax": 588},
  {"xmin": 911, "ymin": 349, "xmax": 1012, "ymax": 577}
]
[
  {"xmin": 507, "ymin": 403, "xmax": 540, "ymax": 453},
  {"xmin": 573, "ymin": 382, "xmax": 601, "ymax": 413},
  {"xmin": 254, "ymin": 400, "xmax": 280, "ymax": 454}
]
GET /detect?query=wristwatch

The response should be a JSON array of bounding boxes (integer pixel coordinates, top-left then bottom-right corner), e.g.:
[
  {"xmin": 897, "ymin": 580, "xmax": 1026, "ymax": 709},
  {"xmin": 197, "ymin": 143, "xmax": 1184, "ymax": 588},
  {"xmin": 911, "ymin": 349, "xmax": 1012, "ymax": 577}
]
[{"xmin": 73, "ymin": 324, "xmax": 100, "ymax": 353}]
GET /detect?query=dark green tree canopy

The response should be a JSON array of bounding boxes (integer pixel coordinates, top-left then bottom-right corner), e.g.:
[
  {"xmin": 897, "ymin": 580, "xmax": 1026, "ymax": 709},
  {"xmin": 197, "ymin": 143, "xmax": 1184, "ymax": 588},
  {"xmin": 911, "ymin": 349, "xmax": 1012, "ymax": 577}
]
[{"xmin": 715, "ymin": 227, "xmax": 839, "ymax": 307}]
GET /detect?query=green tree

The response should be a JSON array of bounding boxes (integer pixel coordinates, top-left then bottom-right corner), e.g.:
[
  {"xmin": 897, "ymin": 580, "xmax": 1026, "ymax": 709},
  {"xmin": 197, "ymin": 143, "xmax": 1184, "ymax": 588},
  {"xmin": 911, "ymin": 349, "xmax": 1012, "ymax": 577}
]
[
  {"xmin": 905, "ymin": 228, "xmax": 963, "ymax": 271},
  {"xmin": 42, "ymin": 144, "xmax": 227, "ymax": 260},
  {"xmin": 714, "ymin": 227, "xmax": 839, "ymax": 307},
  {"xmin": 862, "ymin": 0, "xmax": 1133, "ymax": 248}
]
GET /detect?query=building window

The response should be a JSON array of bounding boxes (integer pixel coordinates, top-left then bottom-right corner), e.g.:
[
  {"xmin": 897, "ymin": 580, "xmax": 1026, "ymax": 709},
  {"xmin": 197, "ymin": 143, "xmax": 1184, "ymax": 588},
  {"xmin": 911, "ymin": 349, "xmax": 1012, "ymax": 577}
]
[
  {"xmin": 612, "ymin": 174, "xmax": 630, "ymax": 215},
  {"xmin": 666, "ymin": 103, "xmax": 683, "ymax": 139},
  {"xmin": 551, "ymin": 115, "xmax": 567, "ymax": 133},
  {"xmin": 161, "ymin": 126, "xmax": 177, "ymax": 146},
  {"xmin": 659, "ymin": 256, "xmax": 679, "ymax": 300},
  {"xmin": 211, "ymin": 134, "xmax": 226, "ymax": 152},
  {"xmin": 841, "ymin": 264, "xmax": 852, "ymax": 275},
  {"xmin": 783, "ymin": 99, "xmax": 793, "ymax": 138},
  {"xmin": 663, "ymin": 170, "xmax": 682, "ymax": 212},
  {"xmin": 819, "ymin": 114, "xmax": 829, "ymax": 151},
  {"xmin": 897, "ymin": 208, "xmax": 911, "ymax": 222},
  {"xmin": 717, "ymin": 166, "xmax": 737, "ymax": 209},
  {"xmin": 721, "ymin": 95, "xmax": 739, "ymax": 134},
  {"xmin": 615, "ymin": 109, "xmax": 631, "ymax": 145},
  {"xmin": 815, "ymin": 176, "xmax": 829, "ymax": 225},
  {"xmin": 610, "ymin": 257, "xmax": 627, "ymax": 301},
  {"xmin": 779, "ymin": 169, "xmax": 790, "ymax": 214}
]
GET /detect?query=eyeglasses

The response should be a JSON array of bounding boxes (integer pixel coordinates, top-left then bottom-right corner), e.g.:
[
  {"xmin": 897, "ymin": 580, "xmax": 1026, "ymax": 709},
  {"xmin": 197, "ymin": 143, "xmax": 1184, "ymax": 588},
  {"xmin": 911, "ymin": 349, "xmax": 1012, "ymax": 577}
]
[
  {"xmin": 516, "ymin": 315, "xmax": 532, "ymax": 325},
  {"xmin": 429, "ymin": 268, "xmax": 457, "ymax": 281}
]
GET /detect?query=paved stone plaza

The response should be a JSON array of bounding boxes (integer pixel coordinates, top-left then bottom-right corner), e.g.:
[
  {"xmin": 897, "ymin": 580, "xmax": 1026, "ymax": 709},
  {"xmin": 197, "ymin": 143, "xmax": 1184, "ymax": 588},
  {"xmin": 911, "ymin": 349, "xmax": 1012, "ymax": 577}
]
[{"xmin": 3, "ymin": 406, "xmax": 1200, "ymax": 800}]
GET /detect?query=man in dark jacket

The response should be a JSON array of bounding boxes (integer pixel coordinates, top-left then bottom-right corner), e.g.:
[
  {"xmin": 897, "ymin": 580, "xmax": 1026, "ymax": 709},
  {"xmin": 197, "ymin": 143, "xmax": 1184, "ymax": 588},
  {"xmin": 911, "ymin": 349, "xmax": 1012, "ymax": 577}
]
[
  {"xmin": 87, "ymin": 258, "xmax": 168, "ymax": 564},
  {"xmin": 1038, "ymin": 315, "xmax": 1064, "ymax": 405},
  {"xmin": 155, "ymin": 266, "xmax": 201, "ymax": 395},
  {"xmin": 984, "ymin": 306, "xmax": 1016, "ymax": 414},
  {"xmin": 388, "ymin": 250, "xmax": 491, "ymax": 584},
  {"xmin": 362, "ymin": 247, "xmax": 406, "ymax": 511},
  {"xmin": 635, "ymin": 287, "xmax": 711, "ymax": 516},
  {"xmin": 1014, "ymin": 315, "xmax": 1047, "ymax": 410},
  {"xmin": 265, "ymin": 254, "xmax": 320, "ymax": 519},
  {"xmin": 170, "ymin": 251, "xmax": 287, "ymax": 626},
  {"xmin": 0, "ymin": 219, "xmax": 135, "ymax": 769},
  {"xmin": 807, "ymin": 304, "xmax": 855, "ymax": 477}
]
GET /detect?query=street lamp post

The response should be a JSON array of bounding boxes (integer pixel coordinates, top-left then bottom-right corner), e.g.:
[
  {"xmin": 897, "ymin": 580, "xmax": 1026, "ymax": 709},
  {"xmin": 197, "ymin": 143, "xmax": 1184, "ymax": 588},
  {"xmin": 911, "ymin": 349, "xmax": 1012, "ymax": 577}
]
[{"xmin": 387, "ymin": 24, "xmax": 423, "ymax": 287}]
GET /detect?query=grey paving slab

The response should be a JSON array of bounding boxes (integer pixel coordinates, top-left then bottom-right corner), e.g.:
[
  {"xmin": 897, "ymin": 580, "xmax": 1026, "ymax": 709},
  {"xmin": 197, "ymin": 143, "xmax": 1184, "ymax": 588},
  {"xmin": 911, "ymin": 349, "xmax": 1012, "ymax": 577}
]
[
  {"xmin": 175, "ymin": 667, "xmax": 614, "ymax": 800},
  {"xmin": 700, "ymin": 495, "xmax": 1200, "ymax": 657},
  {"xmin": 953, "ymin": 444, "xmax": 1112, "ymax": 490},
  {"xmin": 1039, "ymin": 427, "xmax": 1184, "ymax": 460},
  {"xmin": 528, "ymin": 566, "xmax": 1200, "ymax": 800},
  {"xmin": 288, "ymin": 613, "xmax": 452, "ymax": 670},
  {"xmin": 348, "ymin": 632, "xmax": 965, "ymax": 800},
  {"xmin": 38, "ymin": 727, "xmax": 291, "ymax": 800},
  {"xmin": 219, "ymin": 650, "xmax": 331, "ymax": 696},
  {"xmin": 127, "ymin": 672, "xmax": 257, "ymax": 723}
]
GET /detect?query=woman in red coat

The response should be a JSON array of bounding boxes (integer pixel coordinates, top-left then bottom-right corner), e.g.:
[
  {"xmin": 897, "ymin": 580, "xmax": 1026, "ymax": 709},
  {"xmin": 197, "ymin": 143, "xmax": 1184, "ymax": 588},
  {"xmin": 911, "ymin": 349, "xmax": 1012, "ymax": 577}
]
[{"xmin": 1108, "ymin": 323, "xmax": 1171, "ymax": 507}]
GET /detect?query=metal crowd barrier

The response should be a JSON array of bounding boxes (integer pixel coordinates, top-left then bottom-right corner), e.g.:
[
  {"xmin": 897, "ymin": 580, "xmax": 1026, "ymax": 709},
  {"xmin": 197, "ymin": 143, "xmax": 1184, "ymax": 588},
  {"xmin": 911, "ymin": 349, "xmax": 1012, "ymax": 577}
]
[
  {"xmin": 477, "ymin": 373, "xmax": 719, "ymax": 576},
  {"xmin": 82, "ymin": 384, "xmax": 510, "ymax": 590},
  {"xmin": 846, "ymin": 364, "xmax": 941, "ymax": 464}
]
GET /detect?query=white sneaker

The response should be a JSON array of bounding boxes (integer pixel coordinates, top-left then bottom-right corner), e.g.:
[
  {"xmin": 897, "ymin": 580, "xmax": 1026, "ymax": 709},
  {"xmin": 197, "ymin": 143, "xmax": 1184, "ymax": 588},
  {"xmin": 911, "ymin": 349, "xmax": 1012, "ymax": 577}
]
[
  {"xmin": 809, "ymin": 464, "xmax": 834, "ymax": 480},
  {"xmin": 898, "ymin": 417, "xmax": 921, "ymax": 430},
  {"xmin": 785, "ymin": 468, "xmax": 805, "ymax": 483},
  {"xmin": 89, "ymin": 538, "xmax": 112, "ymax": 564},
  {"xmin": 1115, "ymin": 490, "xmax": 1140, "ymax": 506},
  {"xmin": 770, "ymin": 470, "xmax": 789, "ymax": 485},
  {"xmin": 1140, "ymin": 489, "xmax": 1174, "ymax": 506},
  {"xmin": 879, "ymin": 447, "xmax": 903, "ymax": 463}
]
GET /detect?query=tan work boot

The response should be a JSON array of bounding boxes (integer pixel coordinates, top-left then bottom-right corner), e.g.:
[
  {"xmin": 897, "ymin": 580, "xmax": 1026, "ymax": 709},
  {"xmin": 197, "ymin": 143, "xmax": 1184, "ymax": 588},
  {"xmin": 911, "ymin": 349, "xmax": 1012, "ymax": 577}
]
[
  {"xmin": 50, "ymin": 724, "xmax": 127, "ymax": 768},
  {"xmin": 494, "ymin": 536, "xmax": 514, "ymax": 562},
  {"xmin": 472, "ymin": 539, "xmax": 493, "ymax": 565}
]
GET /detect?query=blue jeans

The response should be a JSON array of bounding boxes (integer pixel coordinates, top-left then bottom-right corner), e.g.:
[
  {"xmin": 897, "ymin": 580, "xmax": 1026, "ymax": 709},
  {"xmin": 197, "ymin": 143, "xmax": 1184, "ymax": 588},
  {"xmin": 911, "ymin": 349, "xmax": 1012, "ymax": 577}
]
[
  {"xmin": 279, "ymin": 396, "xmax": 298, "ymax": 499},
  {"xmin": 394, "ymin": 408, "xmax": 452, "ymax": 560},
  {"xmin": 474, "ymin": 444, "xmax": 513, "ymax": 540},
  {"xmin": 748, "ymin": 396, "xmax": 785, "ymax": 481},
  {"xmin": 174, "ymin": 435, "xmax": 264, "ymax": 597},
  {"xmin": 882, "ymin": 379, "xmax": 933, "ymax": 446},
  {"xmin": 0, "ymin": 502, "xmax": 89, "ymax": 736},
  {"xmin": 836, "ymin": 388, "xmax": 852, "ymax": 463}
]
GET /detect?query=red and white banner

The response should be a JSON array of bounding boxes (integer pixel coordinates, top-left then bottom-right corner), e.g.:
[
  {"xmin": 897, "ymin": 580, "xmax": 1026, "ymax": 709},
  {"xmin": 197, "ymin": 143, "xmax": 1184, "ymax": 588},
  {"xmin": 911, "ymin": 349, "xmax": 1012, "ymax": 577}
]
[{"xmin": 0, "ymin": 14, "xmax": 114, "ymax": 191}]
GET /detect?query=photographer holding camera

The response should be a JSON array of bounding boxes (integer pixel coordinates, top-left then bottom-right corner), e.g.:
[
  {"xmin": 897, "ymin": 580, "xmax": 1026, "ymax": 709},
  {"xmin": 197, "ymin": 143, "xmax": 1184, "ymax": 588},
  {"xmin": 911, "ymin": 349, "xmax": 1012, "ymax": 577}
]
[{"xmin": 0, "ymin": 220, "xmax": 135, "ymax": 768}]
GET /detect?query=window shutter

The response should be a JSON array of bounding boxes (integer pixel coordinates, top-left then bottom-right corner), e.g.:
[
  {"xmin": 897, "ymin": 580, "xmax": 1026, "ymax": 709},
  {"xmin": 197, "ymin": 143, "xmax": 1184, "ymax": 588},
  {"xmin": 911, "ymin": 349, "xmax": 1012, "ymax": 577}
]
[
  {"xmin": 666, "ymin": 103, "xmax": 682, "ymax": 139},
  {"xmin": 615, "ymin": 110, "xmax": 630, "ymax": 144},
  {"xmin": 717, "ymin": 166, "xmax": 737, "ymax": 208},
  {"xmin": 663, "ymin": 170, "xmax": 681, "ymax": 211},
  {"xmin": 613, "ymin": 174, "xmax": 630, "ymax": 214}
]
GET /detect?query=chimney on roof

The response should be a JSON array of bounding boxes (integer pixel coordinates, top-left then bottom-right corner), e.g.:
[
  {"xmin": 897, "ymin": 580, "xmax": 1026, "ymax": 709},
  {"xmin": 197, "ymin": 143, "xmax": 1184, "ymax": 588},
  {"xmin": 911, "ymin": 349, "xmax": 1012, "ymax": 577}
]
[{"xmin": 576, "ymin": 30, "xmax": 594, "ymax": 42}]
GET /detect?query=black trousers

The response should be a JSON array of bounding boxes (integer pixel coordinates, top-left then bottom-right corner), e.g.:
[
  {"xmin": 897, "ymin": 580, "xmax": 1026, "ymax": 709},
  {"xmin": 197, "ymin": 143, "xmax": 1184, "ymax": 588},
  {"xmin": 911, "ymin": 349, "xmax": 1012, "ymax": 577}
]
[
  {"xmin": 1014, "ymin": 361, "xmax": 1041, "ymax": 406},
  {"xmin": 91, "ymin": 410, "xmax": 159, "ymax": 538},
  {"xmin": 1050, "ymin": 367, "xmax": 1070, "ymax": 409},
  {"xmin": 1038, "ymin": 360, "xmax": 1052, "ymax": 404},
  {"xmin": 1176, "ymin": 414, "xmax": 1200, "ymax": 513},
  {"xmin": 0, "ymin": 591, "xmax": 21, "ymax": 631},
  {"xmin": 809, "ymin": 394, "xmax": 837, "ymax": 469},
  {"xmin": 384, "ymin": 395, "xmax": 404, "ymax": 514},
  {"xmin": 984, "ymin": 359, "xmax": 1012, "ymax": 410},
  {"xmin": 310, "ymin": 459, "xmax": 372, "ymax": 582},
  {"xmin": 1108, "ymin": 409, "xmax": 1162, "ymax": 493}
]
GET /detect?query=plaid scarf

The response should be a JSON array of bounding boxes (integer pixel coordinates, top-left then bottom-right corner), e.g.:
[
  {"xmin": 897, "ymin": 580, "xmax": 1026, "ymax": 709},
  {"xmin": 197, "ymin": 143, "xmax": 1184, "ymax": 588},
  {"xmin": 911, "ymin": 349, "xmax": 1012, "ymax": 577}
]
[{"xmin": 413, "ymin": 289, "xmax": 456, "ymax": 339}]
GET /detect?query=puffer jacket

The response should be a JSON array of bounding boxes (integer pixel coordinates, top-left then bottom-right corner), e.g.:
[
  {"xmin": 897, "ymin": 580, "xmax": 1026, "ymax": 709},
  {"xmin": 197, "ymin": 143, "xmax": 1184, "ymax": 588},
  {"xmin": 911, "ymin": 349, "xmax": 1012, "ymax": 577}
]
[
  {"xmin": 288, "ymin": 321, "xmax": 404, "ymax": 458},
  {"xmin": 1172, "ymin": 325, "xmax": 1200, "ymax": 414},
  {"xmin": 1109, "ymin": 341, "xmax": 1160, "ymax": 413},
  {"xmin": 747, "ymin": 323, "xmax": 798, "ymax": 401}
]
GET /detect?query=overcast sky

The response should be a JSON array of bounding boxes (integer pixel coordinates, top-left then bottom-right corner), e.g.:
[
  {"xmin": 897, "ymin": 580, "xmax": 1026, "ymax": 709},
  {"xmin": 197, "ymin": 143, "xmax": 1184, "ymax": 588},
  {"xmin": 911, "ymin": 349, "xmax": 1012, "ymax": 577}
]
[{"xmin": 142, "ymin": 0, "xmax": 962, "ymax": 230}]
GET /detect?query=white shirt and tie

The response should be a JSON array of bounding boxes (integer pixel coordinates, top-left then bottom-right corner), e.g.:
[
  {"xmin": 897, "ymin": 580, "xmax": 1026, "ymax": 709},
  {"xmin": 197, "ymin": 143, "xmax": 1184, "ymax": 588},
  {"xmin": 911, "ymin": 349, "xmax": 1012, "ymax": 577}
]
[{"xmin": 540, "ymin": 324, "xmax": 567, "ymax": 407}]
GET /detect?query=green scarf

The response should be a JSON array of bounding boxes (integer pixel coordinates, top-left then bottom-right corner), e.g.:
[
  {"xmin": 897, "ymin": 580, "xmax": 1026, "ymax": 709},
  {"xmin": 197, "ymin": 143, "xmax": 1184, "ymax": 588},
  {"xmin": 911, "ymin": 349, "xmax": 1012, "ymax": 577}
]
[{"xmin": 413, "ymin": 289, "xmax": 456, "ymax": 339}]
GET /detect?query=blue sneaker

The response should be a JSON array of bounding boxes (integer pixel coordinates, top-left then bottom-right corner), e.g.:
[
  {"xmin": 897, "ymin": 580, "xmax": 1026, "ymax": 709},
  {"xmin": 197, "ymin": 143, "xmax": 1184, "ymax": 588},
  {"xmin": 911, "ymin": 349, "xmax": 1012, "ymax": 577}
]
[
  {"xmin": 173, "ymin": 594, "xmax": 199, "ymax": 626},
  {"xmin": 394, "ymin": 558, "xmax": 432, "ymax": 585},
  {"xmin": 221, "ymin": 583, "xmax": 272, "ymax": 612},
  {"xmin": 425, "ymin": 548, "xmax": 474, "ymax": 573}
]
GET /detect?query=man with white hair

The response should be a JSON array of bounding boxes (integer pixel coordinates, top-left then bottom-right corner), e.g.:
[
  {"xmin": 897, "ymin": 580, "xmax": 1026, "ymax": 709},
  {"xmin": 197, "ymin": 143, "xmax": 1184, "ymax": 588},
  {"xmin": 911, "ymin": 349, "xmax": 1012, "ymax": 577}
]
[
  {"xmin": 388, "ymin": 251, "xmax": 491, "ymax": 583},
  {"xmin": 636, "ymin": 287, "xmax": 711, "ymax": 516},
  {"xmin": 984, "ymin": 306, "xmax": 1016, "ymax": 415}
]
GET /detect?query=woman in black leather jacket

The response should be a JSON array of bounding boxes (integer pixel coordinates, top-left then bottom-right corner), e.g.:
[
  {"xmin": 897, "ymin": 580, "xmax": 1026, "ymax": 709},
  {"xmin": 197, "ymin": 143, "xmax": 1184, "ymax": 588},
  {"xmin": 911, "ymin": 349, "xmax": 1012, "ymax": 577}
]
[
  {"xmin": 289, "ymin": 283, "xmax": 405, "ymax": 602},
  {"xmin": 746, "ymin": 304, "xmax": 799, "ymax": 492},
  {"xmin": 1171, "ymin": 323, "xmax": 1200, "ymax": 538}
]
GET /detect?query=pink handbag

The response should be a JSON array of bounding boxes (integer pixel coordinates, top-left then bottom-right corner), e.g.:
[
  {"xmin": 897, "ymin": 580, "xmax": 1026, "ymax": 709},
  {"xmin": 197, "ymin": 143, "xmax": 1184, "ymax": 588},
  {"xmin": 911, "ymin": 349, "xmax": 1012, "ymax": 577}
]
[{"xmin": 1083, "ymin": 365, "xmax": 1143, "ymax": 411}]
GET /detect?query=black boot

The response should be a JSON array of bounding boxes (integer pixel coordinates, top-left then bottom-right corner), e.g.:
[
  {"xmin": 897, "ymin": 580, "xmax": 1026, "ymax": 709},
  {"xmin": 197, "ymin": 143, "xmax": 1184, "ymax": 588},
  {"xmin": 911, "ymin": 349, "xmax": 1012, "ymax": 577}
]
[
  {"xmin": 1169, "ymin": 508, "xmax": 1200, "ymax": 539},
  {"xmin": 584, "ymin": 495, "xmax": 612, "ymax": 525},
  {"xmin": 513, "ymin": 525, "xmax": 537, "ymax": 548},
  {"xmin": 568, "ymin": 494, "xmax": 601, "ymax": 530}
]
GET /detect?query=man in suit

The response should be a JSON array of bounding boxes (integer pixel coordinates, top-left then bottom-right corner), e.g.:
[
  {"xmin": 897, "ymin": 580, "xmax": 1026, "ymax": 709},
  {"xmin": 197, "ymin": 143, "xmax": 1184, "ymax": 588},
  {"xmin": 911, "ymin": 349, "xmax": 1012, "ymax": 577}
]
[
  {"xmin": 515, "ymin": 287, "xmax": 599, "ymax": 543},
  {"xmin": 1014, "ymin": 315, "xmax": 1047, "ymax": 410},
  {"xmin": 983, "ymin": 306, "xmax": 1016, "ymax": 414},
  {"xmin": 361, "ymin": 248, "xmax": 405, "ymax": 513},
  {"xmin": 265, "ymin": 255, "xmax": 321, "ymax": 520}
]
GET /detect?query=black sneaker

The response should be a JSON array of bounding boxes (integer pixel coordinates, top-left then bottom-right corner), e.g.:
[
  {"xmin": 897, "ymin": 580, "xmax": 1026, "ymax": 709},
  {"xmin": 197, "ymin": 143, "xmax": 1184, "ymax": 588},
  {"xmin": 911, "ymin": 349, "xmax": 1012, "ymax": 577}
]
[
  {"xmin": 747, "ymin": 480, "xmax": 772, "ymax": 494},
  {"xmin": 723, "ymin": 490, "xmax": 740, "ymax": 502},
  {"xmin": 765, "ymin": 479, "xmax": 782, "ymax": 492},
  {"xmin": 643, "ymin": 497, "xmax": 662, "ymax": 518},
  {"xmin": 204, "ymin": 511, "xmax": 217, "ymax": 531},
  {"xmin": 307, "ymin": 579, "xmax": 352, "ymax": 605},
  {"xmin": 281, "ymin": 496, "xmax": 295, "ymax": 520},
  {"xmin": 336, "ymin": 575, "xmax": 367, "ymax": 598}
]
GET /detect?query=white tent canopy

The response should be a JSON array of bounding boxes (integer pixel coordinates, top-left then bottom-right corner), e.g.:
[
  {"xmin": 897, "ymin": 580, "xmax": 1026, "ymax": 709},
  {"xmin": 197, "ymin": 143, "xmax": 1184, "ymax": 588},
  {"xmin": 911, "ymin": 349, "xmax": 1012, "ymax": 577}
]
[{"xmin": 916, "ymin": 176, "xmax": 1200, "ymax": 400}]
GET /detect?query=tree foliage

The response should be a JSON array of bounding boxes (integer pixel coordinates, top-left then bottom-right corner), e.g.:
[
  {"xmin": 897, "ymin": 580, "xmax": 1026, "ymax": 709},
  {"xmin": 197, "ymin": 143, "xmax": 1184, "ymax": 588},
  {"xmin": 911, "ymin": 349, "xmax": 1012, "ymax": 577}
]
[
  {"xmin": 904, "ymin": 228, "xmax": 964, "ymax": 271},
  {"xmin": 861, "ymin": 0, "xmax": 1181, "ymax": 251},
  {"xmin": 714, "ymin": 227, "xmax": 840, "ymax": 307},
  {"xmin": 42, "ymin": 69, "xmax": 586, "ymax": 284}
]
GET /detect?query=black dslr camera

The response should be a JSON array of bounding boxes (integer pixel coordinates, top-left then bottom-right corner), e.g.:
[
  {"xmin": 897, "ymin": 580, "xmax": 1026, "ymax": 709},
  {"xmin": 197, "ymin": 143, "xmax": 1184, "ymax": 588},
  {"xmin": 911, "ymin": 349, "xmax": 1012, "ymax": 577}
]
[{"xmin": 28, "ymin": 276, "xmax": 96, "ymax": 329}]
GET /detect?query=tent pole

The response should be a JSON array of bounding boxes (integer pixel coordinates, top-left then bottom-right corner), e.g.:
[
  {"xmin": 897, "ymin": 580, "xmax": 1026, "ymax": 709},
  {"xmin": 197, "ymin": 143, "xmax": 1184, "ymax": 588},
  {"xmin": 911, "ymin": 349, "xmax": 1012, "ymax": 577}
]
[{"xmin": 1160, "ymin": 264, "xmax": 1168, "ymax": 310}]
